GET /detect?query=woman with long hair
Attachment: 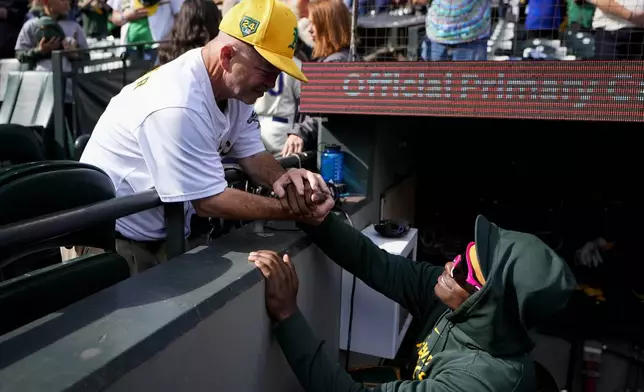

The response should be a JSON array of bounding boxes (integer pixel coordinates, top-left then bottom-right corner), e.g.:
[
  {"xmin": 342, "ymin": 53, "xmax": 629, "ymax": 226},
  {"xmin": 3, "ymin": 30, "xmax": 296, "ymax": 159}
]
[
  {"xmin": 157, "ymin": 0, "xmax": 221, "ymax": 65},
  {"xmin": 275, "ymin": 0, "xmax": 352, "ymax": 156},
  {"xmin": 307, "ymin": 0, "xmax": 351, "ymax": 61}
]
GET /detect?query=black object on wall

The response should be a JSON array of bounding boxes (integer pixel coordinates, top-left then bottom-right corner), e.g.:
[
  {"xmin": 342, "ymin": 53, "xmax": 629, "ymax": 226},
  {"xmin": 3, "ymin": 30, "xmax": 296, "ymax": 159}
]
[{"xmin": 73, "ymin": 61, "xmax": 152, "ymax": 136}]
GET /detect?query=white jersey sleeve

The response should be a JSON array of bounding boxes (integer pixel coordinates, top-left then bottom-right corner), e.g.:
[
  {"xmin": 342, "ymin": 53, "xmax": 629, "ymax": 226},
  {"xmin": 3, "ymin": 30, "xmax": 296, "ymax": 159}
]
[{"xmin": 137, "ymin": 107, "xmax": 228, "ymax": 203}]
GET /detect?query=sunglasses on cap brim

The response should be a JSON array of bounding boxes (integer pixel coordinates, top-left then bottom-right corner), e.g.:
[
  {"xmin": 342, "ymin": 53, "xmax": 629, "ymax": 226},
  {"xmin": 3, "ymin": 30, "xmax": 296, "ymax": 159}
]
[{"xmin": 450, "ymin": 242, "xmax": 483, "ymax": 292}]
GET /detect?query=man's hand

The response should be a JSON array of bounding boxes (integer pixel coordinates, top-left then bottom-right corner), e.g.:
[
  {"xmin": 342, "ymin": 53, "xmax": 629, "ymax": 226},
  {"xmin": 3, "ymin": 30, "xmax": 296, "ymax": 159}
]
[
  {"xmin": 273, "ymin": 168, "xmax": 330, "ymax": 204},
  {"xmin": 298, "ymin": 182, "xmax": 335, "ymax": 225},
  {"xmin": 281, "ymin": 134, "xmax": 304, "ymax": 157},
  {"xmin": 0, "ymin": 7, "xmax": 8, "ymax": 20},
  {"xmin": 249, "ymin": 251, "xmax": 299, "ymax": 323}
]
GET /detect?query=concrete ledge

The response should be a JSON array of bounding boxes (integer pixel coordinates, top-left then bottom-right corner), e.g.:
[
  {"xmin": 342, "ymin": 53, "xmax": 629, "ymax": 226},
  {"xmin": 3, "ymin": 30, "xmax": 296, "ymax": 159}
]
[{"xmin": 0, "ymin": 224, "xmax": 311, "ymax": 392}]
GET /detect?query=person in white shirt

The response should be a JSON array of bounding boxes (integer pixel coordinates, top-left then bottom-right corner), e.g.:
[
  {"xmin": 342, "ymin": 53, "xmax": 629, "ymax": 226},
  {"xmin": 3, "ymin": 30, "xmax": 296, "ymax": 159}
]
[
  {"xmin": 254, "ymin": 59, "xmax": 305, "ymax": 157},
  {"xmin": 79, "ymin": 0, "xmax": 333, "ymax": 274},
  {"xmin": 590, "ymin": 0, "xmax": 644, "ymax": 59}
]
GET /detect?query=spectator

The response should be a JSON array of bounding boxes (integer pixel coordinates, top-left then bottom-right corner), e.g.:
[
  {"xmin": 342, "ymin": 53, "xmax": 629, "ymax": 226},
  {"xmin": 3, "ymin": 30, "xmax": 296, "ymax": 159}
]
[
  {"xmin": 290, "ymin": 0, "xmax": 352, "ymax": 151},
  {"xmin": 108, "ymin": 0, "xmax": 182, "ymax": 57},
  {"xmin": 24, "ymin": 0, "xmax": 43, "ymax": 20},
  {"xmin": 78, "ymin": 0, "xmax": 111, "ymax": 39},
  {"xmin": 157, "ymin": 0, "xmax": 221, "ymax": 65},
  {"xmin": 524, "ymin": 0, "xmax": 564, "ymax": 39},
  {"xmin": 293, "ymin": 0, "xmax": 314, "ymax": 57},
  {"xmin": 254, "ymin": 57, "xmax": 304, "ymax": 157},
  {"xmin": 15, "ymin": 0, "xmax": 89, "ymax": 71},
  {"xmin": 308, "ymin": 0, "xmax": 351, "ymax": 61},
  {"xmin": 566, "ymin": 0, "xmax": 595, "ymax": 31},
  {"xmin": 420, "ymin": 0, "xmax": 491, "ymax": 61},
  {"xmin": 0, "ymin": 0, "xmax": 29, "ymax": 59},
  {"xmin": 590, "ymin": 0, "xmax": 644, "ymax": 59}
]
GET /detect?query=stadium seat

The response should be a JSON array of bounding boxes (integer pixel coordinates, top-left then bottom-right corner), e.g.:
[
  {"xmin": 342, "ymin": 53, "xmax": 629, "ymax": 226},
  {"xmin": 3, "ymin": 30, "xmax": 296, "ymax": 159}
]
[
  {"xmin": 9, "ymin": 71, "xmax": 53, "ymax": 127},
  {"xmin": 564, "ymin": 29, "xmax": 594, "ymax": 59},
  {"xmin": 518, "ymin": 39, "xmax": 568, "ymax": 60},
  {"xmin": 0, "ymin": 72, "xmax": 22, "ymax": 124},
  {"xmin": 0, "ymin": 251, "xmax": 130, "ymax": 335},
  {"xmin": 0, "ymin": 70, "xmax": 76, "ymax": 161},
  {"xmin": 0, "ymin": 59, "xmax": 24, "ymax": 103},
  {"xmin": 0, "ymin": 161, "xmax": 117, "ymax": 277},
  {"xmin": 0, "ymin": 124, "xmax": 45, "ymax": 169},
  {"xmin": 0, "ymin": 71, "xmax": 55, "ymax": 129}
]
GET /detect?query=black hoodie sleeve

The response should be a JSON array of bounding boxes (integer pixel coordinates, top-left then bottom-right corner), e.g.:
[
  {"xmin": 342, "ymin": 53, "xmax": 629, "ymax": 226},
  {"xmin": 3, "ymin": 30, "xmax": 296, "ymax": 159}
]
[
  {"xmin": 299, "ymin": 213, "xmax": 443, "ymax": 320},
  {"xmin": 275, "ymin": 312, "xmax": 495, "ymax": 392}
]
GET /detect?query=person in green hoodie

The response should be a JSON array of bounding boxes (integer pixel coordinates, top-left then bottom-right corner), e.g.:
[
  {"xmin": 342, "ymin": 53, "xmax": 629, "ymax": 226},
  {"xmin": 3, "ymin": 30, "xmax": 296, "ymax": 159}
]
[{"xmin": 249, "ymin": 207, "xmax": 576, "ymax": 391}]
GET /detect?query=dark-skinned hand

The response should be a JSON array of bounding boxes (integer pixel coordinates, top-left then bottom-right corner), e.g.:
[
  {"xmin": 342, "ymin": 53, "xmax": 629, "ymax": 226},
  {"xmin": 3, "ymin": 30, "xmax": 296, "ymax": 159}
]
[{"xmin": 248, "ymin": 250, "xmax": 299, "ymax": 323}]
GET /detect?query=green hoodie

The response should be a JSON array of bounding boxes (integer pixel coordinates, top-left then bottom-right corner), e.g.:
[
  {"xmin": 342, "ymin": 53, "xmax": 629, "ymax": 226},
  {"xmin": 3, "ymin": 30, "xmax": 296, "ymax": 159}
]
[{"xmin": 275, "ymin": 213, "xmax": 576, "ymax": 391}]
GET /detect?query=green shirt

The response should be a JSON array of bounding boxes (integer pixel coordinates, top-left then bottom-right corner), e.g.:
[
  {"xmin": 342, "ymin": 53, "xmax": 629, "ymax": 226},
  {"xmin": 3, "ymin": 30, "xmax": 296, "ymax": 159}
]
[
  {"xmin": 567, "ymin": 0, "xmax": 595, "ymax": 29},
  {"xmin": 126, "ymin": 17, "xmax": 153, "ymax": 44},
  {"xmin": 82, "ymin": 10, "xmax": 109, "ymax": 38}
]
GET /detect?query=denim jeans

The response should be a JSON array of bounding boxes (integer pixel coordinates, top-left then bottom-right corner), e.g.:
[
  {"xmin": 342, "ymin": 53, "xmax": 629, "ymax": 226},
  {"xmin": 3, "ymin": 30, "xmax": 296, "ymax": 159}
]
[{"xmin": 421, "ymin": 38, "xmax": 488, "ymax": 61}]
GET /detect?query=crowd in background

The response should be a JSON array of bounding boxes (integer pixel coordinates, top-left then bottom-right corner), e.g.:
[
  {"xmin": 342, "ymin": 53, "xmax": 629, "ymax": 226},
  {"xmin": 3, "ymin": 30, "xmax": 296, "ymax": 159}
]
[
  {"xmin": 2, "ymin": 0, "xmax": 644, "ymax": 63},
  {"xmin": 1, "ymin": 0, "xmax": 642, "ymax": 156},
  {"xmin": 0, "ymin": 0, "xmax": 355, "ymax": 156}
]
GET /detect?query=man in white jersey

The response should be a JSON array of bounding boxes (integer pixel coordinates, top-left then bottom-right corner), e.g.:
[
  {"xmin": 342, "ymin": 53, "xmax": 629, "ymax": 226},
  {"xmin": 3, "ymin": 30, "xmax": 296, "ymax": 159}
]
[
  {"xmin": 80, "ymin": 0, "xmax": 334, "ymax": 274},
  {"xmin": 254, "ymin": 59, "xmax": 305, "ymax": 157}
]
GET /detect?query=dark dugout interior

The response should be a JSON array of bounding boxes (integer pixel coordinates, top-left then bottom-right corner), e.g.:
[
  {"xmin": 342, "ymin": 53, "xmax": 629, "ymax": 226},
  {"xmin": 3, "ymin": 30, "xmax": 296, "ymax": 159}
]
[{"xmin": 406, "ymin": 117, "xmax": 643, "ymax": 357}]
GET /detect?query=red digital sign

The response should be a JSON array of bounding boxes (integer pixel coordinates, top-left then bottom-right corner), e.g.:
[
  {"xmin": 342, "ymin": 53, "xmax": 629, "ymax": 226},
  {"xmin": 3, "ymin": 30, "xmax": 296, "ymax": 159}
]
[{"xmin": 300, "ymin": 61, "xmax": 644, "ymax": 122}]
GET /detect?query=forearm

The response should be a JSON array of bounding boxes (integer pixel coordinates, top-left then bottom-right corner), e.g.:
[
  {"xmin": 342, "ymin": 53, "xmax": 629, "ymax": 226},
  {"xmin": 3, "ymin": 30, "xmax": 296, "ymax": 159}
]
[
  {"xmin": 299, "ymin": 214, "xmax": 442, "ymax": 318},
  {"xmin": 192, "ymin": 187, "xmax": 294, "ymax": 221},
  {"xmin": 16, "ymin": 48, "xmax": 49, "ymax": 64},
  {"xmin": 109, "ymin": 10, "xmax": 125, "ymax": 26},
  {"xmin": 589, "ymin": 0, "xmax": 634, "ymax": 20},
  {"xmin": 238, "ymin": 151, "xmax": 286, "ymax": 188}
]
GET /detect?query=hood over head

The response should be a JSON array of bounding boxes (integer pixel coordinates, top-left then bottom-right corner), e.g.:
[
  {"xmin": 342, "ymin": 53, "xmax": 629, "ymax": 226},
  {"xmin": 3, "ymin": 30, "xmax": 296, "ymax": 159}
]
[{"xmin": 448, "ymin": 215, "xmax": 576, "ymax": 356}]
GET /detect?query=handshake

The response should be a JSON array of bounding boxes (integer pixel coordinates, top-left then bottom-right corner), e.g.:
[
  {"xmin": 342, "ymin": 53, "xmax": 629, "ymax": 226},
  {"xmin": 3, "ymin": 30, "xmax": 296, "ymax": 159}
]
[{"xmin": 271, "ymin": 168, "xmax": 336, "ymax": 226}]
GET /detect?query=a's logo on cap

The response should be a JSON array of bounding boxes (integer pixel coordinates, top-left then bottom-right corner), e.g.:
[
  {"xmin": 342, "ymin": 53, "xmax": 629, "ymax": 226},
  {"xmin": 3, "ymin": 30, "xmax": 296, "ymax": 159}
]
[
  {"xmin": 239, "ymin": 16, "xmax": 260, "ymax": 37},
  {"xmin": 288, "ymin": 27, "xmax": 298, "ymax": 50}
]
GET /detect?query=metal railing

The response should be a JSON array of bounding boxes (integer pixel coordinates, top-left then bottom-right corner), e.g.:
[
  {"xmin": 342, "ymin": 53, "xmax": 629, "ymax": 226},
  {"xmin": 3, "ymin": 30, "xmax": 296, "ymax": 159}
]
[
  {"xmin": 0, "ymin": 151, "xmax": 317, "ymax": 261},
  {"xmin": 51, "ymin": 41, "xmax": 165, "ymax": 159}
]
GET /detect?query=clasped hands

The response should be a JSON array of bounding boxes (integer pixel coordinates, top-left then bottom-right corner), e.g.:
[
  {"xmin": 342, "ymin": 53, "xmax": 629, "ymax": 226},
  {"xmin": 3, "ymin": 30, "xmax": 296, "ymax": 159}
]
[
  {"xmin": 250, "ymin": 169, "xmax": 333, "ymax": 323},
  {"xmin": 272, "ymin": 168, "xmax": 335, "ymax": 225}
]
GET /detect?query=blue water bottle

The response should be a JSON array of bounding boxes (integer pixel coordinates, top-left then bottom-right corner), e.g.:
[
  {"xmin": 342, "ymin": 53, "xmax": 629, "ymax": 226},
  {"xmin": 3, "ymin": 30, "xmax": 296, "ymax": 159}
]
[{"xmin": 320, "ymin": 144, "xmax": 344, "ymax": 184}]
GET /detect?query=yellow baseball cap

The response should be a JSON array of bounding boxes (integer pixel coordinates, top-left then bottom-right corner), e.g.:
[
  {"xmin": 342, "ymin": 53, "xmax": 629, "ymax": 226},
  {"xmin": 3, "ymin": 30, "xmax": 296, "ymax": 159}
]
[{"xmin": 219, "ymin": 0, "xmax": 308, "ymax": 83}]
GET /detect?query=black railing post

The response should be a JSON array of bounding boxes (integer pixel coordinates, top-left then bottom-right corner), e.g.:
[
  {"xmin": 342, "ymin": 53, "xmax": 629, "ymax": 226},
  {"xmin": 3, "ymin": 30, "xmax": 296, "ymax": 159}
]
[
  {"xmin": 164, "ymin": 202, "xmax": 185, "ymax": 259},
  {"xmin": 51, "ymin": 50, "xmax": 67, "ymax": 159}
]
